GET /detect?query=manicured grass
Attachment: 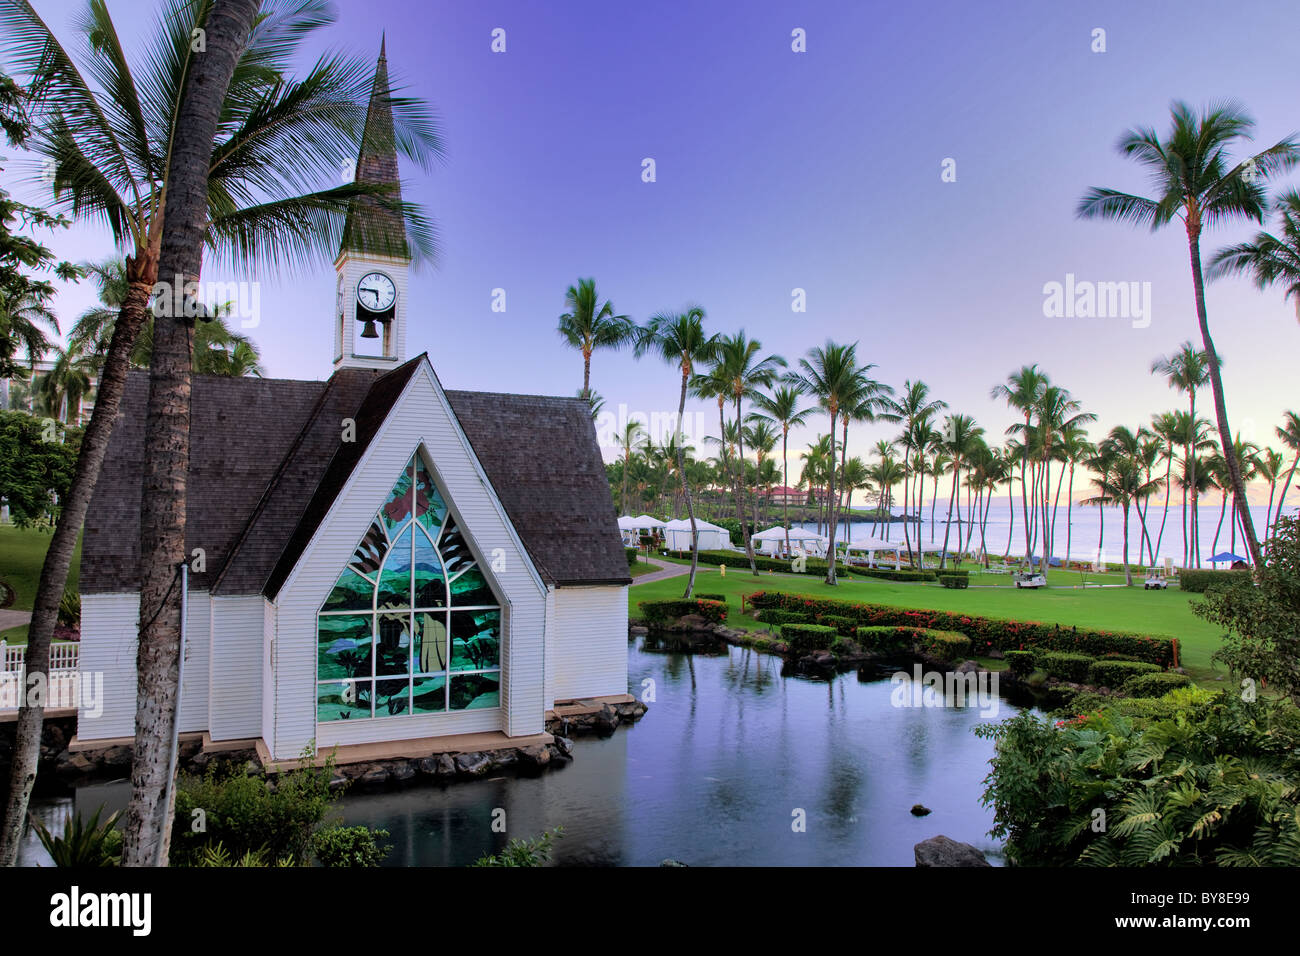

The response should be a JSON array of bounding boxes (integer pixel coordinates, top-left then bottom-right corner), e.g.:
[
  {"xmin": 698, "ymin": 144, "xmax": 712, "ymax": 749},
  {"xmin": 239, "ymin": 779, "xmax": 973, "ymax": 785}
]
[
  {"xmin": 0, "ymin": 523, "xmax": 81, "ymax": 643},
  {"xmin": 628, "ymin": 560, "xmax": 659, "ymax": 578},
  {"xmin": 630, "ymin": 566, "xmax": 1228, "ymax": 684}
]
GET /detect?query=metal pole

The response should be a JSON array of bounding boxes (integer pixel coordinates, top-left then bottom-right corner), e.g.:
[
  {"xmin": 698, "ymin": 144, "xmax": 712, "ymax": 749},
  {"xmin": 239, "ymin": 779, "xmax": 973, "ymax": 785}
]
[{"xmin": 154, "ymin": 560, "xmax": 187, "ymax": 867}]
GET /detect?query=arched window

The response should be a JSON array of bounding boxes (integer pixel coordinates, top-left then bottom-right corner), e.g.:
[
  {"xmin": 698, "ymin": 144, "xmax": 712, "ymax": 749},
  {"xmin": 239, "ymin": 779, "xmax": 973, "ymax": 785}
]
[{"xmin": 316, "ymin": 453, "xmax": 501, "ymax": 721}]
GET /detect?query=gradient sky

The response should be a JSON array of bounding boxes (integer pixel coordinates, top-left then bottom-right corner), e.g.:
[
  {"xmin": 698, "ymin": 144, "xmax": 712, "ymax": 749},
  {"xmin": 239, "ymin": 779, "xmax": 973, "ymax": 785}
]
[{"xmin": 7, "ymin": 0, "xmax": 1299, "ymax": 502}]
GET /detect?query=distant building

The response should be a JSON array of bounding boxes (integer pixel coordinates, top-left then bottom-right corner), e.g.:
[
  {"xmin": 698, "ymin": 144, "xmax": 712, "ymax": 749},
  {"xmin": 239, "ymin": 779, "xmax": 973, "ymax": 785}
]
[{"xmin": 761, "ymin": 485, "xmax": 830, "ymax": 506}]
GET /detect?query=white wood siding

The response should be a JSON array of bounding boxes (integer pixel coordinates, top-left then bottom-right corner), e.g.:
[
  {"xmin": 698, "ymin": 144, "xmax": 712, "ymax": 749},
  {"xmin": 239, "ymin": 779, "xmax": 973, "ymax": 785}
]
[
  {"xmin": 207, "ymin": 595, "xmax": 263, "ymax": 741},
  {"xmin": 548, "ymin": 586, "xmax": 629, "ymax": 704},
  {"xmin": 78, "ymin": 591, "xmax": 211, "ymax": 741},
  {"xmin": 272, "ymin": 361, "xmax": 548, "ymax": 760},
  {"xmin": 262, "ymin": 598, "xmax": 276, "ymax": 753}
]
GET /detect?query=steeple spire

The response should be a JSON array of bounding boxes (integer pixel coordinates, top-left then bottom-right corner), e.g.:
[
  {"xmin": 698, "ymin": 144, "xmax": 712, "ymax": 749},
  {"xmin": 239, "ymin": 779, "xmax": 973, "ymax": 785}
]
[{"xmin": 339, "ymin": 37, "xmax": 410, "ymax": 260}]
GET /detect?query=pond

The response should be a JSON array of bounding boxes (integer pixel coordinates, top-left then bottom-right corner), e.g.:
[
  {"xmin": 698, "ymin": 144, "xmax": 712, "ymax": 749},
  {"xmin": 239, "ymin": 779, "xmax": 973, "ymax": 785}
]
[{"xmin": 22, "ymin": 637, "xmax": 1024, "ymax": 867}]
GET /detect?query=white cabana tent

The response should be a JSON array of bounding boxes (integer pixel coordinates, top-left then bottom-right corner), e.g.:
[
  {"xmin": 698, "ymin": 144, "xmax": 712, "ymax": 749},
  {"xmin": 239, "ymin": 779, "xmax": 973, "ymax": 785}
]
[
  {"xmin": 663, "ymin": 517, "xmax": 731, "ymax": 551},
  {"xmin": 619, "ymin": 514, "xmax": 667, "ymax": 546},
  {"xmin": 842, "ymin": 535, "xmax": 905, "ymax": 569},
  {"xmin": 751, "ymin": 526, "xmax": 829, "ymax": 557}
]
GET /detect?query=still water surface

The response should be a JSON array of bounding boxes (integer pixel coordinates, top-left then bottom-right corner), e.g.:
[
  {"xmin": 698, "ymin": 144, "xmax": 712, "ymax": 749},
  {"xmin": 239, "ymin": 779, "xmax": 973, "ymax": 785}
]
[{"xmin": 23, "ymin": 637, "xmax": 1021, "ymax": 866}]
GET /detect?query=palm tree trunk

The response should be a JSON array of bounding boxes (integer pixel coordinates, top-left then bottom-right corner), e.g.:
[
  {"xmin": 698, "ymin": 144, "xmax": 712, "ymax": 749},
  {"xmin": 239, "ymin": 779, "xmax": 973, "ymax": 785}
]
[
  {"xmin": 1187, "ymin": 235, "xmax": 1261, "ymax": 566},
  {"xmin": 734, "ymin": 398, "xmax": 758, "ymax": 575},
  {"xmin": 1212, "ymin": 488, "xmax": 1229, "ymax": 557},
  {"xmin": 582, "ymin": 349, "xmax": 591, "ymax": 399},
  {"xmin": 1155, "ymin": 454, "xmax": 1172, "ymax": 559},
  {"xmin": 824, "ymin": 409, "xmax": 839, "ymax": 585},
  {"xmin": 1004, "ymin": 479, "xmax": 1014, "ymax": 560},
  {"xmin": 0, "ymin": 270, "xmax": 156, "ymax": 866},
  {"xmin": 1275, "ymin": 453, "xmax": 1299, "ymax": 532},
  {"xmin": 939, "ymin": 461, "xmax": 958, "ymax": 570},
  {"xmin": 901, "ymin": 467, "xmax": 913, "ymax": 567},
  {"xmin": 120, "ymin": 0, "xmax": 260, "ymax": 867},
  {"xmin": 781, "ymin": 429, "xmax": 791, "ymax": 558},
  {"xmin": 1122, "ymin": 503, "xmax": 1133, "ymax": 586},
  {"xmin": 678, "ymin": 372, "xmax": 700, "ymax": 597},
  {"xmin": 1065, "ymin": 464, "xmax": 1075, "ymax": 566}
]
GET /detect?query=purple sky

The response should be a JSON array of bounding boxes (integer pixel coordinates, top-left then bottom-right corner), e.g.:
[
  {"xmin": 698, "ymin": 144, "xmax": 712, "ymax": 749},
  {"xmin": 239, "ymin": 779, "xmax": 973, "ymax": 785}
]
[{"xmin": 9, "ymin": 0, "xmax": 1300, "ymax": 501}]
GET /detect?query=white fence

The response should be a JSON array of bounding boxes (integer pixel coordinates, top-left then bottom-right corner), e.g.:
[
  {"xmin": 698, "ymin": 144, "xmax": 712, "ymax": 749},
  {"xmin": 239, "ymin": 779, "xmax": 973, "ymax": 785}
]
[{"xmin": 0, "ymin": 640, "xmax": 81, "ymax": 709}]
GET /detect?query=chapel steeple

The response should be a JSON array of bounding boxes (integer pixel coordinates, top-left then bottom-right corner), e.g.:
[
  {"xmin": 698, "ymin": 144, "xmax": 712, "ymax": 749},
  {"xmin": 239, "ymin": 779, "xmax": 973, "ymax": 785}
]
[{"xmin": 334, "ymin": 37, "xmax": 411, "ymax": 371}]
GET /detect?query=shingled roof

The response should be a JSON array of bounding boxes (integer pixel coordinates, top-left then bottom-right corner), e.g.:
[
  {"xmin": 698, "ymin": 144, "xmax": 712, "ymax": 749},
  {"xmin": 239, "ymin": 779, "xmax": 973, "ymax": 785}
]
[{"xmin": 81, "ymin": 358, "xmax": 630, "ymax": 595}]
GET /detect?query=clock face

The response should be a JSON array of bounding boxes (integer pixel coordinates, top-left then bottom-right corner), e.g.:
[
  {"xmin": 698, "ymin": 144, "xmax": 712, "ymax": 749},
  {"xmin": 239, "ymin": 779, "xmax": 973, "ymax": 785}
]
[{"xmin": 357, "ymin": 272, "xmax": 396, "ymax": 312}]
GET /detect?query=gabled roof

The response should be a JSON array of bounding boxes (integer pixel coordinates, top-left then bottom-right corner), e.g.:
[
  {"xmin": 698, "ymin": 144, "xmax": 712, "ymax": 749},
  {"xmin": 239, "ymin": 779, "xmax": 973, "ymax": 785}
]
[{"xmin": 81, "ymin": 358, "xmax": 630, "ymax": 595}]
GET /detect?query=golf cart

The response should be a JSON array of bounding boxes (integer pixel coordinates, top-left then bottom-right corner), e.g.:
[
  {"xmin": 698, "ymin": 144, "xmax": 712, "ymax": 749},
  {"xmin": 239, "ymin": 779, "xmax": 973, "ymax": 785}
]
[
  {"xmin": 1143, "ymin": 567, "xmax": 1170, "ymax": 590},
  {"xmin": 1013, "ymin": 570, "xmax": 1047, "ymax": 589}
]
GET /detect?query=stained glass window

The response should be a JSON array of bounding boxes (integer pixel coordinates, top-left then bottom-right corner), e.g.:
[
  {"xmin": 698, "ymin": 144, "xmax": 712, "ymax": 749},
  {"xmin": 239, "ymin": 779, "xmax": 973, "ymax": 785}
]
[{"xmin": 317, "ymin": 453, "xmax": 501, "ymax": 721}]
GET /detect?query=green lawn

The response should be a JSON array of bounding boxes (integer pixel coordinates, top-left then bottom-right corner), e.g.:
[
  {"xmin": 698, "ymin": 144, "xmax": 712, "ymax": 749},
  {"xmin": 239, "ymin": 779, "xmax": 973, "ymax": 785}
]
[
  {"xmin": 630, "ymin": 566, "xmax": 1229, "ymax": 684},
  {"xmin": 0, "ymin": 523, "xmax": 81, "ymax": 643}
]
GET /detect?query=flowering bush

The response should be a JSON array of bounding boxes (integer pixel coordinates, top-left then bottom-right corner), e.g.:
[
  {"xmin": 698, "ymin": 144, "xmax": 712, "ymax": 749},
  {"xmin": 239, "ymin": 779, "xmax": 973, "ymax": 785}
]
[{"xmin": 638, "ymin": 599, "xmax": 728, "ymax": 625}]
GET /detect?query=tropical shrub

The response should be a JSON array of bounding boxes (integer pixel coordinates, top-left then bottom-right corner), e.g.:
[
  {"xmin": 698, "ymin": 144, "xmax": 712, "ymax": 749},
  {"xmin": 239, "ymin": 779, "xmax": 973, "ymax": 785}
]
[
  {"xmin": 781, "ymin": 623, "xmax": 837, "ymax": 654},
  {"xmin": 1197, "ymin": 517, "xmax": 1300, "ymax": 703},
  {"xmin": 1121, "ymin": 671, "xmax": 1192, "ymax": 698},
  {"xmin": 1178, "ymin": 569, "xmax": 1252, "ymax": 593},
  {"xmin": 1004, "ymin": 650, "xmax": 1037, "ymax": 677},
  {"xmin": 30, "ymin": 807, "xmax": 121, "ymax": 867},
  {"xmin": 312, "ymin": 825, "xmax": 391, "ymax": 867},
  {"xmin": 742, "ymin": 592, "xmax": 1177, "ymax": 666},
  {"xmin": 170, "ymin": 752, "xmax": 335, "ymax": 866},
  {"xmin": 472, "ymin": 827, "xmax": 562, "ymax": 867},
  {"xmin": 914, "ymin": 629, "xmax": 971, "ymax": 662},
  {"xmin": 1038, "ymin": 652, "xmax": 1096, "ymax": 683},
  {"xmin": 57, "ymin": 588, "xmax": 80, "ymax": 627},
  {"xmin": 939, "ymin": 575, "xmax": 968, "ymax": 589},
  {"xmin": 829, "ymin": 635, "xmax": 861, "ymax": 657},
  {"xmin": 637, "ymin": 599, "xmax": 728, "ymax": 626},
  {"xmin": 625, "ymin": 547, "xmax": 639, "ymax": 567},
  {"xmin": 1087, "ymin": 659, "xmax": 1161, "ymax": 688},
  {"xmin": 693, "ymin": 593, "xmax": 726, "ymax": 602},
  {"xmin": 977, "ymin": 693, "xmax": 1300, "ymax": 866}
]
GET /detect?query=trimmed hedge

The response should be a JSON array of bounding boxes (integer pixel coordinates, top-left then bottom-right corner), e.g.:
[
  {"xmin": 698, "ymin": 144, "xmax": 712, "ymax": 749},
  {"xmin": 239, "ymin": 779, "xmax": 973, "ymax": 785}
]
[
  {"xmin": 915, "ymin": 629, "xmax": 972, "ymax": 662},
  {"xmin": 818, "ymin": 614, "xmax": 858, "ymax": 636},
  {"xmin": 1004, "ymin": 650, "xmax": 1037, "ymax": 677},
  {"xmin": 781, "ymin": 623, "xmax": 838, "ymax": 654},
  {"xmin": 693, "ymin": 593, "xmax": 726, "ymax": 602},
  {"xmin": 625, "ymin": 547, "xmax": 639, "ymax": 567},
  {"xmin": 854, "ymin": 626, "xmax": 916, "ymax": 655},
  {"xmin": 1121, "ymin": 671, "xmax": 1192, "ymax": 698},
  {"xmin": 742, "ymin": 591, "xmax": 1177, "ymax": 666},
  {"xmin": 757, "ymin": 608, "xmax": 810, "ymax": 626},
  {"xmin": 1087, "ymin": 659, "xmax": 1161, "ymax": 688},
  {"xmin": 638, "ymin": 599, "xmax": 728, "ymax": 625},
  {"xmin": 939, "ymin": 575, "xmax": 969, "ymax": 589},
  {"xmin": 673, "ymin": 550, "xmax": 819, "ymax": 574},
  {"xmin": 1038, "ymin": 651, "xmax": 1096, "ymax": 683},
  {"xmin": 845, "ymin": 567, "xmax": 936, "ymax": 582},
  {"xmin": 1177, "ymin": 569, "xmax": 1251, "ymax": 592}
]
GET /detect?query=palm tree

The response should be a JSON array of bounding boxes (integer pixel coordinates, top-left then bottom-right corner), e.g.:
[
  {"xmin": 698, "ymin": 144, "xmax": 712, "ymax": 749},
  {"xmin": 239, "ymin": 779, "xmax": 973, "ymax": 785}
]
[
  {"xmin": 937, "ymin": 414, "xmax": 983, "ymax": 568},
  {"xmin": 886, "ymin": 380, "xmax": 946, "ymax": 566},
  {"xmin": 715, "ymin": 333, "xmax": 785, "ymax": 575},
  {"xmin": 1272, "ymin": 411, "xmax": 1300, "ymax": 531},
  {"xmin": 615, "ymin": 419, "xmax": 646, "ymax": 514},
  {"xmin": 35, "ymin": 343, "xmax": 93, "ymax": 422},
  {"xmin": 634, "ymin": 307, "xmax": 717, "ymax": 597},
  {"xmin": 839, "ymin": 457, "xmax": 871, "ymax": 547},
  {"xmin": 835, "ymin": 368, "xmax": 896, "ymax": 539},
  {"xmin": 1058, "ymin": 428, "xmax": 1094, "ymax": 568},
  {"xmin": 1150, "ymin": 343, "xmax": 1212, "ymax": 566},
  {"xmin": 1256, "ymin": 448, "xmax": 1284, "ymax": 543},
  {"xmin": 751, "ymin": 383, "xmax": 809, "ymax": 557},
  {"xmin": 1079, "ymin": 100, "xmax": 1298, "ymax": 568},
  {"xmin": 787, "ymin": 341, "xmax": 861, "ymax": 584},
  {"xmin": 557, "ymin": 278, "xmax": 633, "ymax": 400},
  {"xmin": 1096, "ymin": 427, "xmax": 1163, "ymax": 586},
  {"xmin": 1149, "ymin": 411, "xmax": 1179, "ymax": 560},
  {"xmin": 799, "ymin": 434, "xmax": 834, "ymax": 534},
  {"xmin": 1027, "ymin": 385, "xmax": 1096, "ymax": 572},
  {"xmin": 1, "ymin": 0, "xmax": 443, "ymax": 866},
  {"xmin": 992, "ymin": 365, "xmax": 1050, "ymax": 563},
  {"xmin": 0, "ymin": 288, "xmax": 58, "ymax": 371},
  {"xmin": 1210, "ymin": 189, "xmax": 1300, "ymax": 322},
  {"xmin": 743, "ymin": 416, "xmax": 779, "ymax": 533}
]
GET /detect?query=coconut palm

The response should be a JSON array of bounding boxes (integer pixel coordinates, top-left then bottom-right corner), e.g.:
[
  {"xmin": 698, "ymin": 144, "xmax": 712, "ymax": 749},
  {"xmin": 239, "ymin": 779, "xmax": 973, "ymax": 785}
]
[
  {"xmin": 557, "ymin": 278, "xmax": 633, "ymax": 400},
  {"xmin": 1151, "ymin": 343, "xmax": 1213, "ymax": 566},
  {"xmin": 1149, "ymin": 411, "xmax": 1179, "ymax": 560},
  {"xmin": 937, "ymin": 413, "xmax": 983, "ymax": 568},
  {"xmin": 834, "ymin": 368, "xmax": 896, "ymax": 538},
  {"xmin": 839, "ymin": 457, "xmax": 872, "ymax": 546},
  {"xmin": 786, "ymin": 341, "xmax": 862, "ymax": 584},
  {"xmin": 1210, "ymin": 189, "xmax": 1300, "ymax": 322},
  {"xmin": 714, "ymin": 333, "xmax": 785, "ymax": 575},
  {"xmin": 992, "ymin": 365, "xmax": 1050, "ymax": 563},
  {"xmin": 1273, "ymin": 411, "xmax": 1300, "ymax": 531},
  {"xmin": 743, "ymin": 416, "xmax": 779, "ymax": 531},
  {"xmin": 634, "ymin": 307, "xmax": 717, "ymax": 596},
  {"xmin": 751, "ymin": 383, "xmax": 810, "ymax": 557},
  {"xmin": 1095, "ymin": 427, "xmax": 1164, "ymax": 586},
  {"xmin": 615, "ymin": 419, "xmax": 646, "ymax": 514},
  {"xmin": 0, "ymin": 0, "xmax": 444, "ymax": 865},
  {"xmin": 34, "ymin": 343, "xmax": 93, "ymax": 423},
  {"xmin": 1256, "ymin": 448, "xmax": 1285, "ymax": 543},
  {"xmin": 1079, "ymin": 100, "xmax": 1299, "ymax": 567},
  {"xmin": 885, "ymin": 380, "xmax": 946, "ymax": 566},
  {"xmin": 0, "ymin": 288, "xmax": 58, "ymax": 372}
]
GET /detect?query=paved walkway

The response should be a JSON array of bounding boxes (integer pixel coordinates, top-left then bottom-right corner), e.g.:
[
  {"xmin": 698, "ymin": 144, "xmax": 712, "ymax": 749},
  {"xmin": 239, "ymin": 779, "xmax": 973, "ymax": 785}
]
[
  {"xmin": 0, "ymin": 609, "xmax": 31, "ymax": 633},
  {"xmin": 630, "ymin": 557, "xmax": 693, "ymax": 586}
]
